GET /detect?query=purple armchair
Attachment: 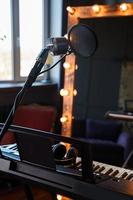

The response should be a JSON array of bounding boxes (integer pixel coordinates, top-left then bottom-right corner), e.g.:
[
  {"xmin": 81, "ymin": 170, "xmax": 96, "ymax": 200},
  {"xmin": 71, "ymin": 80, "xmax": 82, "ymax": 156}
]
[{"xmin": 72, "ymin": 119, "xmax": 131, "ymax": 166}]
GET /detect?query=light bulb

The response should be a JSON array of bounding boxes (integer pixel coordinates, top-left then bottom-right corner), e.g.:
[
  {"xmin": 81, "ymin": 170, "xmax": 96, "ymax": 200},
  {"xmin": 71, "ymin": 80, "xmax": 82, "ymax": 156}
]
[
  {"xmin": 64, "ymin": 34, "xmax": 68, "ymax": 39},
  {"xmin": 66, "ymin": 6, "xmax": 75, "ymax": 15},
  {"xmin": 75, "ymin": 64, "xmax": 78, "ymax": 70},
  {"xmin": 60, "ymin": 89, "xmax": 69, "ymax": 96},
  {"xmin": 56, "ymin": 194, "xmax": 62, "ymax": 200},
  {"xmin": 92, "ymin": 4, "xmax": 101, "ymax": 13},
  {"xmin": 63, "ymin": 62, "xmax": 71, "ymax": 69},
  {"xmin": 73, "ymin": 89, "xmax": 77, "ymax": 96},
  {"xmin": 60, "ymin": 116, "xmax": 68, "ymax": 123},
  {"xmin": 120, "ymin": 3, "xmax": 128, "ymax": 12}
]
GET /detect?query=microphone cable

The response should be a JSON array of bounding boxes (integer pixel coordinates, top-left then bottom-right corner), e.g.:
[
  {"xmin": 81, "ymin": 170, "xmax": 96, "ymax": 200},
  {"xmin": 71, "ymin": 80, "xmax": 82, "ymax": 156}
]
[{"xmin": 39, "ymin": 52, "xmax": 70, "ymax": 75}]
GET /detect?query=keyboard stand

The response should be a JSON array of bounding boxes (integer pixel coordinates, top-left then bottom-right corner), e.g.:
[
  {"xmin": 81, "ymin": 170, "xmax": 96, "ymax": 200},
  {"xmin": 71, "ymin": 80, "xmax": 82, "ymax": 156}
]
[{"xmin": 23, "ymin": 184, "xmax": 34, "ymax": 200}]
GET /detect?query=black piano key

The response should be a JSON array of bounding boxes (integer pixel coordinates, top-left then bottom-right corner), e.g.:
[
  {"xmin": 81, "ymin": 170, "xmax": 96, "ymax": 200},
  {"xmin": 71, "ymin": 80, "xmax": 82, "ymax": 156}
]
[
  {"xmin": 120, "ymin": 172, "xmax": 128, "ymax": 179},
  {"xmin": 111, "ymin": 170, "xmax": 119, "ymax": 177},
  {"xmin": 93, "ymin": 165, "xmax": 100, "ymax": 171},
  {"xmin": 126, "ymin": 173, "xmax": 133, "ymax": 180},
  {"xmin": 6, "ymin": 144, "xmax": 16, "ymax": 149},
  {"xmin": 105, "ymin": 168, "xmax": 113, "ymax": 175},
  {"xmin": 97, "ymin": 166, "xmax": 105, "ymax": 173},
  {"xmin": 12, "ymin": 146, "xmax": 18, "ymax": 150}
]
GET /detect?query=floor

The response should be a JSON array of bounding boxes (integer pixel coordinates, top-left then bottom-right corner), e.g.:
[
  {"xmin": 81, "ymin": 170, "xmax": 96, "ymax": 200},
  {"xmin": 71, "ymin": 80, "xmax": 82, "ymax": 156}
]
[
  {"xmin": 0, "ymin": 185, "xmax": 53, "ymax": 200},
  {"xmin": 0, "ymin": 184, "xmax": 72, "ymax": 200}
]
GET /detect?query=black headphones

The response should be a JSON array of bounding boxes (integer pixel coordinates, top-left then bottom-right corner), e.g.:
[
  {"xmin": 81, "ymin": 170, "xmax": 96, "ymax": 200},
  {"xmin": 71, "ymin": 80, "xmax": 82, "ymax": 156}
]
[{"xmin": 52, "ymin": 143, "xmax": 78, "ymax": 167}]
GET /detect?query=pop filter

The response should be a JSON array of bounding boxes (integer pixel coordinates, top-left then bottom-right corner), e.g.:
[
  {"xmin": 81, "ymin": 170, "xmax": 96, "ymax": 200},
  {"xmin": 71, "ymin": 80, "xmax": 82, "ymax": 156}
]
[
  {"xmin": 48, "ymin": 24, "xmax": 97, "ymax": 57},
  {"xmin": 68, "ymin": 24, "xmax": 97, "ymax": 57}
]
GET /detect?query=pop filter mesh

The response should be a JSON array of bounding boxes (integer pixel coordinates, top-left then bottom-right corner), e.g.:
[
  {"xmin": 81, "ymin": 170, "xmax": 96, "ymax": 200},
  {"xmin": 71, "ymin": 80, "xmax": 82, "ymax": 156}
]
[{"xmin": 68, "ymin": 24, "xmax": 97, "ymax": 57}]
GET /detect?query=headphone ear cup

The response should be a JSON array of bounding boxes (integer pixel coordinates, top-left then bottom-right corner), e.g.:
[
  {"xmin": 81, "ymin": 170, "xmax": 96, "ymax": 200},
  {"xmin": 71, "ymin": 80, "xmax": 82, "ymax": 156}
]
[
  {"xmin": 66, "ymin": 147, "xmax": 78, "ymax": 160},
  {"xmin": 52, "ymin": 143, "xmax": 66, "ymax": 160},
  {"xmin": 52, "ymin": 144, "xmax": 78, "ymax": 167},
  {"xmin": 55, "ymin": 147, "xmax": 78, "ymax": 166},
  {"xmin": 65, "ymin": 147, "xmax": 78, "ymax": 165}
]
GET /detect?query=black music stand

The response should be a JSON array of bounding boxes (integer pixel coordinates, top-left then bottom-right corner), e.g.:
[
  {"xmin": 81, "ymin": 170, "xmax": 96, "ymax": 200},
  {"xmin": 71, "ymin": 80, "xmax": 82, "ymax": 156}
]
[{"xmin": 0, "ymin": 123, "xmax": 94, "ymax": 200}]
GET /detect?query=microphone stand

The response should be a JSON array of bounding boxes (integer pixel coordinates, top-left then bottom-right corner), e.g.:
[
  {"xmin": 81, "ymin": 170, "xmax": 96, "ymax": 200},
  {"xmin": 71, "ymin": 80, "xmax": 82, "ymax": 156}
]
[{"xmin": 0, "ymin": 47, "xmax": 49, "ymax": 151}]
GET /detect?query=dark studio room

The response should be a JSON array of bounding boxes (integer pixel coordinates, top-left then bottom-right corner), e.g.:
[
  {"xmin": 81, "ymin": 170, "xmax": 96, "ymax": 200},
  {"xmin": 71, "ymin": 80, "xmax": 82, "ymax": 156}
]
[{"xmin": 0, "ymin": 0, "xmax": 133, "ymax": 199}]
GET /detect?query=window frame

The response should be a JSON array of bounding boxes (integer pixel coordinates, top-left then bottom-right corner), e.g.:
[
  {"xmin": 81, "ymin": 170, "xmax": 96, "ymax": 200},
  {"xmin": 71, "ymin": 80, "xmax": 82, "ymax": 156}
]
[{"xmin": 0, "ymin": 0, "xmax": 49, "ymax": 83}]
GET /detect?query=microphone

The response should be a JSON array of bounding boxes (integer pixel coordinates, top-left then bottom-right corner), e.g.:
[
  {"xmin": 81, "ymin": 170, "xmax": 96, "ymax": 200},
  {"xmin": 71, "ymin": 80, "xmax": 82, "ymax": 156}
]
[
  {"xmin": 0, "ymin": 23, "xmax": 97, "ymax": 152},
  {"xmin": 47, "ymin": 24, "xmax": 97, "ymax": 57}
]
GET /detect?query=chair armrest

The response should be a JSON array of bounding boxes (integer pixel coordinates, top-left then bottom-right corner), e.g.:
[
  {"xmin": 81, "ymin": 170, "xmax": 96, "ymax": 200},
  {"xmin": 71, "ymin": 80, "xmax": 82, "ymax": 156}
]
[
  {"xmin": 117, "ymin": 131, "xmax": 131, "ymax": 159},
  {"xmin": 87, "ymin": 139, "xmax": 124, "ymax": 166}
]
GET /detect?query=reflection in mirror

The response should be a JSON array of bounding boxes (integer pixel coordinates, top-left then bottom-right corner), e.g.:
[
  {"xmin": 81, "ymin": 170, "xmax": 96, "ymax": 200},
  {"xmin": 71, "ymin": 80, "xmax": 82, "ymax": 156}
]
[
  {"xmin": 73, "ymin": 16, "xmax": 133, "ymax": 120},
  {"xmin": 72, "ymin": 16, "xmax": 133, "ymax": 166}
]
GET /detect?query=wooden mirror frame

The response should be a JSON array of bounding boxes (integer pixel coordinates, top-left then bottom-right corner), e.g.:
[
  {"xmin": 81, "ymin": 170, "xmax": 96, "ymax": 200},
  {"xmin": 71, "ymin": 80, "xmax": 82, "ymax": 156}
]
[{"xmin": 61, "ymin": 3, "xmax": 133, "ymax": 137}]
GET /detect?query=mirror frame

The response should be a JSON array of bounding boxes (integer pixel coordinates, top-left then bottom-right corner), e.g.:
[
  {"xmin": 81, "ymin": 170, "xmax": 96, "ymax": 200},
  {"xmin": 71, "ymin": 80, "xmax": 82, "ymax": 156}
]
[{"xmin": 61, "ymin": 3, "xmax": 133, "ymax": 137}]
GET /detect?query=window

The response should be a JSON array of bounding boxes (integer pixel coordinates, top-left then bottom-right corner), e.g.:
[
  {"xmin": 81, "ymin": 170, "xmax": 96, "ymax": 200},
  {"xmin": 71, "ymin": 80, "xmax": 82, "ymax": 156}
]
[
  {"xmin": 0, "ymin": 0, "xmax": 47, "ymax": 81},
  {"xmin": 19, "ymin": 0, "xmax": 43, "ymax": 77},
  {"xmin": 0, "ymin": 1, "xmax": 12, "ymax": 80}
]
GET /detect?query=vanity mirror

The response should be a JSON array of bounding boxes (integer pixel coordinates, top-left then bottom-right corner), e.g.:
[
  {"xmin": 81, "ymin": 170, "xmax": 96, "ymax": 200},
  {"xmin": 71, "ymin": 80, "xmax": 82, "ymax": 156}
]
[{"xmin": 61, "ymin": 3, "xmax": 133, "ymax": 137}]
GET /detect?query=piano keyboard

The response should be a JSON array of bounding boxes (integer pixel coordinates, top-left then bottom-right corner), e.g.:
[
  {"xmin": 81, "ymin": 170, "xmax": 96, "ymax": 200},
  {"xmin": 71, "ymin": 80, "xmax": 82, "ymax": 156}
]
[
  {"xmin": 1, "ymin": 143, "xmax": 133, "ymax": 182},
  {"xmin": 93, "ymin": 161, "xmax": 133, "ymax": 182},
  {"xmin": 76, "ymin": 158, "xmax": 133, "ymax": 182},
  {"xmin": 0, "ymin": 143, "xmax": 20, "ymax": 161}
]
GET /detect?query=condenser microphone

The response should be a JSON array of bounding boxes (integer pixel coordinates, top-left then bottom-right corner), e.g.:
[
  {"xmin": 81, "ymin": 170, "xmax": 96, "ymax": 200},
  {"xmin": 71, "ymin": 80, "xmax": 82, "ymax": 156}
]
[
  {"xmin": 47, "ymin": 24, "xmax": 97, "ymax": 57},
  {"xmin": 0, "ymin": 24, "xmax": 97, "ymax": 153}
]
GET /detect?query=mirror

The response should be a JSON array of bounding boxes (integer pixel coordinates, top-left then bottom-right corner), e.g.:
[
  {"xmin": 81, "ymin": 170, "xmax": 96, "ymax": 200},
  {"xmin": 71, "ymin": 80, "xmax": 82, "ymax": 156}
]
[{"xmin": 73, "ymin": 16, "xmax": 133, "ymax": 120}]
